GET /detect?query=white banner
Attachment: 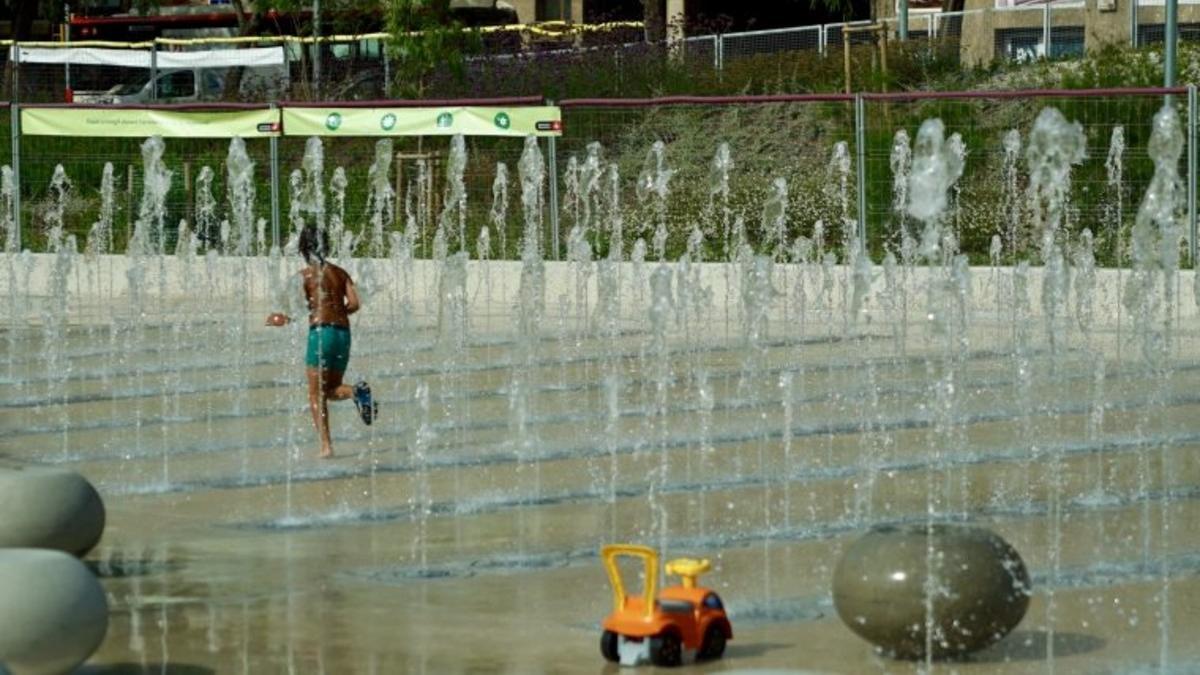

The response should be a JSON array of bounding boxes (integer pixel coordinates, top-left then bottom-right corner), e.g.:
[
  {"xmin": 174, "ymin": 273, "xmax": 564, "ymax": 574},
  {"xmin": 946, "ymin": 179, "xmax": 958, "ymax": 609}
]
[
  {"xmin": 157, "ymin": 47, "xmax": 285, "ymax": 69},
  {"xmin": 11, "ymin": 46, "xmax": 284, "ymax": 69},
  {"xmin": 13, "ymin": 46, "xmax": 150, "ymax": 68}
]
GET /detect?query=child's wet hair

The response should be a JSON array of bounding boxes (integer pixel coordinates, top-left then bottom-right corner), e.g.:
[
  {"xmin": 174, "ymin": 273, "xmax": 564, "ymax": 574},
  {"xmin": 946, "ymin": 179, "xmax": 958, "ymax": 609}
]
[{"xmin": 299, "ymin": 226, "xmax": 329, "ymax": 264}]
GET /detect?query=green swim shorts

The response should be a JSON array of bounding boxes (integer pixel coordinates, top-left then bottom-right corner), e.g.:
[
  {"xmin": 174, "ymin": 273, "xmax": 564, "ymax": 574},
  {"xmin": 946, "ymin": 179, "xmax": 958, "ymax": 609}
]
[{"xmin": 306, "ymin": 324, "xmax": 352, "ymax": 371}]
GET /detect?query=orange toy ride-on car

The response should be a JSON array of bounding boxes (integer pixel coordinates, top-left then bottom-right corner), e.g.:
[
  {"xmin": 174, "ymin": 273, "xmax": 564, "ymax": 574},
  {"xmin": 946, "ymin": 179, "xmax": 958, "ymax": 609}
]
[{"xmin": 599, "ymin": 544, "xmax": 733, "ymax": 667}]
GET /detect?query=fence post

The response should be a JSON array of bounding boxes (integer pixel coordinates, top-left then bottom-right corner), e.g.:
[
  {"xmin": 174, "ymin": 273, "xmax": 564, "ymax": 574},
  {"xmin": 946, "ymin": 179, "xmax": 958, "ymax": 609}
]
[
  {"xmin": 1166, "ymin": 0, "xmax": 1178, "ymax": 87},
  {"xmin": 10, "ymin": 42, "xmax": 19, "ymax": 253},
  {"xmin": 283, "ymin": 39, "xmax": 293, "ymax": 99},
  {"xmin": 313, "ymin": 0, "xmax": 322, "ymax": 100},
  {"xmin": 150, "ymin": 41, "xmax": 158, "ymax": 102},
  {"xmin": 11, "ymin": 39, "xmax": 19, "ymax": 105},
  {"xmin": 269, "ymin": 103, "xmax": 281, "ymax": 251},
  {"xmin": 843, "ymin": 26, "xmax": 852, "ymax": 93},
  {"xmin": 383, "ymin": 45, "xmax": 391, "ymax": 98},
  {"xmin": 546, "ymin": 100, "xmax": 561, "ymax": 261},
  {"xmin": 819, "ymin": 24, "xmax": 826, "ymax": 57},
  {"xmin": 854, "ymin": 93, "xmax": 867, "ymax": 246},
  {"xmin": 64, "ymin": 20, "xmax": 71, "ymax": 102},
  {"xmin": 1131, "ymin": 0, "xmax": 1139, "ymax": 47},
  {"xmin": 1189, "ymin": 84, "xmax": 1197, "ymax": 264},
  {"xmin": 714, "ymin": 34, "xmax": 722, "ymax": 71},
  {"xmin": 10, "ymin": 101, "xmax": 20, "ymax": 253},
  {"xmin": 1043, "ymin": 2, "xmax": 1051, "ymax": 59}
]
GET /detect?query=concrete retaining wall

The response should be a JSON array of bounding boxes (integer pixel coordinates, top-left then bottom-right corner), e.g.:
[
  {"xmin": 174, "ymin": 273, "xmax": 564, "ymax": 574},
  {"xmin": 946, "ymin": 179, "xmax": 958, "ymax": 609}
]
[{"xmin": 4, "ymin": 252, "xmax": 1197, "ymax": 332}]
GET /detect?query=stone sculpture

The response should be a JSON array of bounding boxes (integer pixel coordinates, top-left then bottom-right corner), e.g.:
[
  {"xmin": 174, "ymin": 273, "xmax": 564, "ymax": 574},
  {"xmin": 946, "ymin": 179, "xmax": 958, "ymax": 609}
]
[
  {"xmin": 0, "ymin": 466, "xmax": 106, "ymax": 556},
  {"xmin": 0, "ymin": 549, "xmax": 109, "ymax": 674},
  {"xmin": 833, "ymin": 523, "xmax": 1031, "ymax": 659}
]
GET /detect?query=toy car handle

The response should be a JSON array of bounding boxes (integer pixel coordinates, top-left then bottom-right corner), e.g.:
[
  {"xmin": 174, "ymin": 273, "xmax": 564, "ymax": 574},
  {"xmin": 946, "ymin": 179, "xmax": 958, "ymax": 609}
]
[{"xmin": 601, "ymin": 544, "xmax": 658, "ymax": 619}]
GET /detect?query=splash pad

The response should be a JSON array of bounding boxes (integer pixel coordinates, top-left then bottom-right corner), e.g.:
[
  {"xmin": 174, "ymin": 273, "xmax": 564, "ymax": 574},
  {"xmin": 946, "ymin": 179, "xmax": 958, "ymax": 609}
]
[{"xmin": 2, "ymin": 101, "xmax": 1200, "ymax": 672}]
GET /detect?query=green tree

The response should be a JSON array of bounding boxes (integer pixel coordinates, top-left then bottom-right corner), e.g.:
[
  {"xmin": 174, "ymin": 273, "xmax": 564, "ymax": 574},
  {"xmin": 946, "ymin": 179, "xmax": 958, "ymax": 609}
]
[
  {"xmin": 226, "ymin": 0, "xmax": 382, "ymax": 99},
  {"xmin": 1, "ymin": 1, "xmax": 62, "ymax": 40},
  {"xmin": 228, "ymin": 0, "xmax": 481, "ymax": 99},
  {"xmin": 385, "ymin": 0, "xmax": 481, "ymax": 98},
  {"xmin": 810, "ymin": 0, "xmax": 855, "ymax": 20}
]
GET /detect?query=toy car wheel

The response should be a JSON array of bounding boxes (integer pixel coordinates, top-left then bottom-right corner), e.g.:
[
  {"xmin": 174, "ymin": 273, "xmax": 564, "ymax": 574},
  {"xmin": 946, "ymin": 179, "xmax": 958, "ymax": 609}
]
[
  {"xmin": 697, "ymin": 622, "xmax": 727, "ymax": 660},
  {"xmin": 600, "ymin": 630, "xmax": 619, "ymax": 663},
  {"xmin": 651, "ymin": 630, "xmax": 683, "ymax": 667}
]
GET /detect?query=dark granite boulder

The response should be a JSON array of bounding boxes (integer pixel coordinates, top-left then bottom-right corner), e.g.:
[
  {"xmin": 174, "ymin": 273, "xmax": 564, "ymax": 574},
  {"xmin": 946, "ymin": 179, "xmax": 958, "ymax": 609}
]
[{"xmin": 833, "ymin": 523, "xmax": 1031, "ymax": 659}]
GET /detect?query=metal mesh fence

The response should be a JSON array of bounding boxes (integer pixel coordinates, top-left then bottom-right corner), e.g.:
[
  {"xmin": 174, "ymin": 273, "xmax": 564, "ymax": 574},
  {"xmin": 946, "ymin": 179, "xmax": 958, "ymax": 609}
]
[
  {"xmin": 933, "ymin": 9, "xmax": 971, "ymax": 42},
  {"xmin": 3, "ymin": 88, "xmax": 1194, "ymax": 269},
  {"xmin": 860, "ymin": 89, "xmax": 1178, "ymax": 266},
  {"xmin": 720, "ymin": 26, "xmax": 822, "ymax": 62},
  {"xmin": 63, "ymin": 63, "xmax": 148, "ymax": 102},
  {"xmin": 451, "ymin": 41, "xmax": 717, "ymax": 100},
  {"xmin": 304, "ymin": 40, "xmax": 387, "ymax": 101},
  {"xmin": 1048, "ymin": 1, "xmax": 1087, "ymax": 59},
  {"xmin": 15, "ymin": 52, "xmax": 295, "ymax": 105},
  {"xmin": 277, "ymin": 133, "xmax": 541, "ymax": 261},
  {"xmin": 556, "ymin": 97, "xmax": 858, "ymax": 263},
  {"xmin": 0, "ymin": 104, "xmax": 10, "ymax": 168},
  {"xmin": 824, "ymin": 21, "xmax": 877, "ymax": 49},
  {"xmin": 991, "ymin": 6, "xmax": 1048, "ymax": 62},
  {"xmin": 17, "ymin": 121, "xmax": 274, "ymax": 254},
  {"xmin": 0, "ymin": 51, "xmax": 9, "ymax": 102},
  {"xmin": 681, "ymin": 35, "xmax": 718, "ymax": 70},
  {"xmin": 880, "ymin": 13, "xmax": 937, "ymax": 42},
  {"xmin": 1135, "ymin": 4, "xmax": 1200, "ymax": 47},
  {"xmin": 6, "ymin": 4, "xmax": 1197, "ymax": 106},
  {"xmin": 555, "ymin": 89, "xmax": 1187, "ymax": 267},
  {"xmin": 13, "ymin": 120, "xmax": 542, "ymax": 259},
  {"xmin": 17, "ymin": 62, "xmax": 74, "ymax": 103}
]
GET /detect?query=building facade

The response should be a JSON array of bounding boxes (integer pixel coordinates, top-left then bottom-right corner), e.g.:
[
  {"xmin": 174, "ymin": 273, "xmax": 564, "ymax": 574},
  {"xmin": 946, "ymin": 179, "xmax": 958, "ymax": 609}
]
[
  {"xmin": 507, "ymin": 0, "xmax": 585, "ymax": 23},
  {"xmin": 875, "ymin": 0, "xmax": 1200, "ymax": 66}
]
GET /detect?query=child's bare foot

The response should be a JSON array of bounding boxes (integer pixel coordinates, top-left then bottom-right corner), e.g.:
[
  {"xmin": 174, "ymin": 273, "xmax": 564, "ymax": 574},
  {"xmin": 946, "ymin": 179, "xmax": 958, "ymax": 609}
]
[{"xmin": 318, "ymin": 448, "xmax": 335, "ymax": 459}]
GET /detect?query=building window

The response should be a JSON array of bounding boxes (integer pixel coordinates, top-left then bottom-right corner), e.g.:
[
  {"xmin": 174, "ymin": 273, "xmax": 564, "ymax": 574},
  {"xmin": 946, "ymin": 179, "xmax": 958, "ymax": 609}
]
[
  {"xmin": 995, "ymin": 26, "xmax": 1083, "ymax": 62},
  {"xmin": 537, "ymin": 0, "xmax": 572, "ymax": 21},
  {"xmin": 1137, "ymin": 23, "xmax": 1200, "ymax": 47}
]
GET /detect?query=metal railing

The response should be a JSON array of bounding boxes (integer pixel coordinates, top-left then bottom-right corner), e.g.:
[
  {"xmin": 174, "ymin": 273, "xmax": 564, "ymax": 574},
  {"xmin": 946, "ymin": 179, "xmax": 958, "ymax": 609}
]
[
  {"xmin": 9, "ymin": 1, "xmax": 1197, "ymax": 104},
  {"xmin": 4, "ymin": 87, "xmax": 1196, "ymax": 268}
]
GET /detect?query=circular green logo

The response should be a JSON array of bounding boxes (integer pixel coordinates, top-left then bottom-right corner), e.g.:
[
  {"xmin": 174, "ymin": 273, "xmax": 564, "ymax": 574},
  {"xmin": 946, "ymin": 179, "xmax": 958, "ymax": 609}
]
[
  {"xmin": 380, "ymin": 113, "xmax": 397, "ymax": 131},
  {"xmin": 436, "ymin": 112, "xmax": 454, "ymax": 128},
  {"xmin": 325, "ymin": 112, "xmax": 342, "ymax": 131},
  {"xmin": 493, "ymin": 112, "xmax": 511, "ymax": 130}
]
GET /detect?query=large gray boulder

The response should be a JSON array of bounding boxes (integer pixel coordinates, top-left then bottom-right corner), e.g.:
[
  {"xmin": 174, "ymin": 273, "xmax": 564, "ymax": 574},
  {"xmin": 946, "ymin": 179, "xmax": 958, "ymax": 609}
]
[
  {"xmin": 833, "ymin": 523, "xmax": 1031, "ymax": 659},
  {"xmin": 0, "ymin": 549, "xmax": 109, "ymax": 674},
  {"xmin": 0, "ymin": 467, "xmax": 105, "ymax": 557}
]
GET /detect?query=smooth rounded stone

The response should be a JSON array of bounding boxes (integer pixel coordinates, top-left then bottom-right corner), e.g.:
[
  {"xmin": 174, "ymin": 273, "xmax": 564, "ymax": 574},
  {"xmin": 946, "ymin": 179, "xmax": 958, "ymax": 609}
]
[
  {"xmin": 0, "ymin": 549, "xmax": 109, "ymax": 674},
  {"xmin": 0, "ymin": 467, "xmax": 105, "ymax": 557},
  {"xmin": 832, "ymin": 523, "xmax": 1031, "ymax": 659}
]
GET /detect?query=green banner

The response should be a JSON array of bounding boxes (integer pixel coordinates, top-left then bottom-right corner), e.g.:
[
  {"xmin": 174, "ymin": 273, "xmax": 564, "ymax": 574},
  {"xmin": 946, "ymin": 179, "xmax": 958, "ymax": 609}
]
[
  {"xmin": 20, "ymin": 108, "xmax": 282, "ymax": 138},
  {"xmin": 281, "ymin": 106, "xmax": 562, "ymax": 137}
]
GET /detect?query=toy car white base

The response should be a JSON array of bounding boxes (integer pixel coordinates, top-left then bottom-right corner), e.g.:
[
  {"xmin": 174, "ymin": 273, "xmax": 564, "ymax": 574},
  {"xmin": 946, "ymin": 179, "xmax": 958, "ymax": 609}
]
[
  {"xmin": 617, "ymin": 634, "xmax": 653, "ymax": 667},
  {"xmin": 616, "ymin": 635, "xmax": 699, "ymax": 667}
]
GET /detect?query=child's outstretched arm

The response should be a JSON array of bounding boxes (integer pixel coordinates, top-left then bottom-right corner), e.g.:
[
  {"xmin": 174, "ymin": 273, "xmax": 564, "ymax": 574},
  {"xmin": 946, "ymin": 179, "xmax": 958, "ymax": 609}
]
[{"xmin": 267, "ymin": 272, "xmax": 305, "ymax": 326}]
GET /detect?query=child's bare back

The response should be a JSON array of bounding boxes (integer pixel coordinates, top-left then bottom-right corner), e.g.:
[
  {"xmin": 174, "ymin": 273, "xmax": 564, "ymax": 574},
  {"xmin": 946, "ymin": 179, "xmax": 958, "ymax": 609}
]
[{"xmin": 302, "ymin": 263, "xmax": 356, "ymax": 327}]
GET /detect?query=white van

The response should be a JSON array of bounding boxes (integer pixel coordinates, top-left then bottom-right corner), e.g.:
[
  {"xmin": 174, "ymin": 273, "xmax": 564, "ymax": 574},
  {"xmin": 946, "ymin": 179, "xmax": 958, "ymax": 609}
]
[
  {"xmin": 73, "ymin": 65, "xmax": 288, "ymax": 104},
  {"xmin": 74, "ymin": 68, "xmax": 222, "ymax": 104}
]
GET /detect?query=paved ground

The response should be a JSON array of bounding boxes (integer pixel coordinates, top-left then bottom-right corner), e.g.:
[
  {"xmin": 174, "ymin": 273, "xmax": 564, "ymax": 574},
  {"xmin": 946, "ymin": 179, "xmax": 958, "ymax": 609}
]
[{"xmin": 4, "ymin": 257, "xmax": 1200, "ymax": 673}]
